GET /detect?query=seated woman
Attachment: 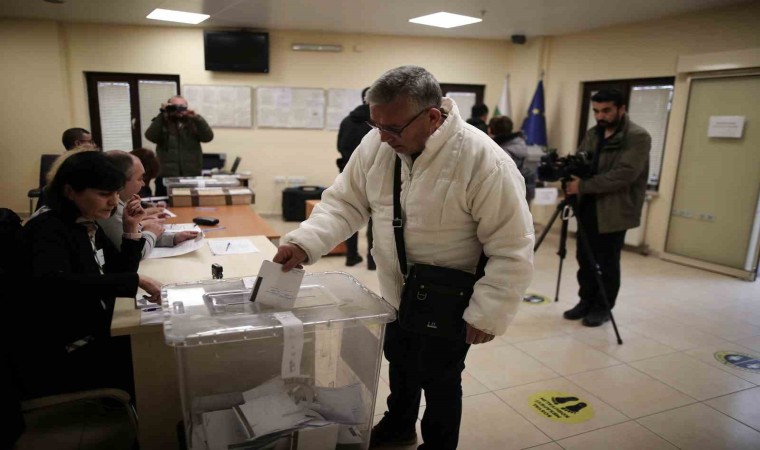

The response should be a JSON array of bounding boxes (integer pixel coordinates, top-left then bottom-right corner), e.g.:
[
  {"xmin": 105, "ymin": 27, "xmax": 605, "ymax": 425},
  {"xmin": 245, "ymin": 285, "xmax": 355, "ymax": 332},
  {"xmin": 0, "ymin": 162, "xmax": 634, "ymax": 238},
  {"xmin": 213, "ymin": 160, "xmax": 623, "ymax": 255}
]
[{"xmin": 17, "ymin": 151, "xmax": 162, "ymax": 398}]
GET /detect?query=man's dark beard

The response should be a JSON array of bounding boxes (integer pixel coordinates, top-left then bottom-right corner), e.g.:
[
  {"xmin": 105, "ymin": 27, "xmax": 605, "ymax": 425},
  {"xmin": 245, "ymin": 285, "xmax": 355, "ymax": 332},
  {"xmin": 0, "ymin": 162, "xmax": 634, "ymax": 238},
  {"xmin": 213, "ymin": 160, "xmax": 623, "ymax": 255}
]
[{"xmin": 597, "ymin": 116, "xmax": 619, "ymax": 129}]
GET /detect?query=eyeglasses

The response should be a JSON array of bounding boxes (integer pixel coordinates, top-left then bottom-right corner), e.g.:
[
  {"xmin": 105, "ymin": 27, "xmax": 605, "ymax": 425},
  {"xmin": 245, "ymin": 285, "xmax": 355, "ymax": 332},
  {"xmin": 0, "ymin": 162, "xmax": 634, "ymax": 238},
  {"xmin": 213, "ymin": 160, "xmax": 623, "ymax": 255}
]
[{"xmin": 366, "ymin": 108, "xmax": 430, "ymax": 138}]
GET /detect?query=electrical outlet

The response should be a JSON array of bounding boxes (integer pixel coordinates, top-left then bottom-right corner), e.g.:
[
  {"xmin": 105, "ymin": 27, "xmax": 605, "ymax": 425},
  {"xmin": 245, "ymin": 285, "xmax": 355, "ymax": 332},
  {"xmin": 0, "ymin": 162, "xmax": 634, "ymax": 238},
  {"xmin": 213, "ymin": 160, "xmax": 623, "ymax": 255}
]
[
  {"xmin": 274, "ymin": 176, "xmax": 286, "ymax": 184},
  {"xmin": 288, "ymin": 176, "xmax": 306, "ymax": 185}
]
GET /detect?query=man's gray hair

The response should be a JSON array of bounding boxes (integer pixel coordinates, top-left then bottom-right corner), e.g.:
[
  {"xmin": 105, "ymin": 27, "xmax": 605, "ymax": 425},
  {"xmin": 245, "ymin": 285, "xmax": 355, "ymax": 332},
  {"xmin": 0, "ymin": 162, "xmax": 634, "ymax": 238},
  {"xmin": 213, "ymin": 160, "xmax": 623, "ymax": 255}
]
[
  {"xmin": 366, "ymin": 66, "xmax": 442, "ymax": 112},
  {"xmin": 105, "ymin": 150, "xmax": 135, "ymax": 179}
]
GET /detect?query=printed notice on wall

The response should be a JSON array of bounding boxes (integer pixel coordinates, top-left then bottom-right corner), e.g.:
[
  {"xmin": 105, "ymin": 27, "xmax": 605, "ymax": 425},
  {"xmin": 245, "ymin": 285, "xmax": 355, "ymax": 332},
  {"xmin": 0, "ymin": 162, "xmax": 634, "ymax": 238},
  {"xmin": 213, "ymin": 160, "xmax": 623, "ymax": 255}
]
[{"xmin": 708, "ymin": 116, "xmax": 745, "ymax": 138}]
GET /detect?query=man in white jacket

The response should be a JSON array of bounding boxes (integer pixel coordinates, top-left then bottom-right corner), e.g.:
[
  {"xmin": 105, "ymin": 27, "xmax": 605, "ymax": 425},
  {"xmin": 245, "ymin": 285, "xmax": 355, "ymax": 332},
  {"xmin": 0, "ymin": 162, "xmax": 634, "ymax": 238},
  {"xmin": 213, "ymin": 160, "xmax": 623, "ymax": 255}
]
[{"xmin": 274, "ymin": 66, "xmax": 534, "ymax": 449}]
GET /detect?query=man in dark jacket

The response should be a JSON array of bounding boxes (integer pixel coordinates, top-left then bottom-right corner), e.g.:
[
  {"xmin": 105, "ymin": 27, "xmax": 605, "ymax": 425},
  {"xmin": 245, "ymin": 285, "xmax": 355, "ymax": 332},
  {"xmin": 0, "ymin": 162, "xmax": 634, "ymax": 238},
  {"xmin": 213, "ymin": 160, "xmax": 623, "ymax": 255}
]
[
  {"xmin": 466, "ymin": 103, "xmax": 489, "ymax": 133},
  {"xmin": 145, "ymin": 95, "xmax": 214, "ymax": 196},
  {"xmin": 564, "ymin": 89, "xmax": 650, "ymax": 327},
  {"xmin": 337, "ymin": 87, "xmax": 375, "ymax": 269}
]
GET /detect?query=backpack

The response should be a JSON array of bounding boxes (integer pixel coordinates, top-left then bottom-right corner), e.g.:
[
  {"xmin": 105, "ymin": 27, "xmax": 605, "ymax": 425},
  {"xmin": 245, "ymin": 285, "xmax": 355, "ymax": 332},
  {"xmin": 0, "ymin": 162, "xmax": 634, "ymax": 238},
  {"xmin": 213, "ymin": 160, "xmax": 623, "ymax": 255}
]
[{"xmin": 0, "ymin": 208, "xmax": 22, "ymax": 275}]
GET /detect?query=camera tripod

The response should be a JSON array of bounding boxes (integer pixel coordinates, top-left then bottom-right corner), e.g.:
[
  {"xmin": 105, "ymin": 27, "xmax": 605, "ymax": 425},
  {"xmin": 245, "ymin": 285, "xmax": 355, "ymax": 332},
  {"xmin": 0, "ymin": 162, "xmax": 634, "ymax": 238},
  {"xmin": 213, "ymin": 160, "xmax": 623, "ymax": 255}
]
[{"xmin": 534, "ymin": 189, "xmax": 623, "ymax": 345}]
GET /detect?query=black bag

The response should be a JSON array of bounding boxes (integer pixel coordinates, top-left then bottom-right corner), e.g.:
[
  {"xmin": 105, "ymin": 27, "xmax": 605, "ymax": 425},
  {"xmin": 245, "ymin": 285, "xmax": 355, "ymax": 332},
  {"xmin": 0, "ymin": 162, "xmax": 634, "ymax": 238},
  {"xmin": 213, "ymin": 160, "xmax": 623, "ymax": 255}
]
[
  {"xmin": 392, "ymin": 158, "xmax": 487, "ymax": 339},
  {"xmin": 399, "ymin": 263, "xmax": 480, "ymax": 338}
]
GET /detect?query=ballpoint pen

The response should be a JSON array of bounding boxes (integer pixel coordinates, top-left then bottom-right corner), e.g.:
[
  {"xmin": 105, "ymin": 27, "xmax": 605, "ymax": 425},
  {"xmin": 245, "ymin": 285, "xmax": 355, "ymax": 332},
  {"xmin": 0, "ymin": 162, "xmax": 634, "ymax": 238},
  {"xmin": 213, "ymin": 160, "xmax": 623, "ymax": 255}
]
[{"xmin": 226, "ymin": 242, "xmax": 231, "ymax": 251}]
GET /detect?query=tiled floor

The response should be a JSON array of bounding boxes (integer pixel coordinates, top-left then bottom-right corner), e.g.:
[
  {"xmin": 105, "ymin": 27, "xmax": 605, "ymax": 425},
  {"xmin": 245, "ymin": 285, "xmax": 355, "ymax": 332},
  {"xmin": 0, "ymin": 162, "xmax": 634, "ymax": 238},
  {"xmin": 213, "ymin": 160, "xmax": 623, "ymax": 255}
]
[{"xmin": 264, "ymin": 214, "xmax": 760, "ymax": 449}]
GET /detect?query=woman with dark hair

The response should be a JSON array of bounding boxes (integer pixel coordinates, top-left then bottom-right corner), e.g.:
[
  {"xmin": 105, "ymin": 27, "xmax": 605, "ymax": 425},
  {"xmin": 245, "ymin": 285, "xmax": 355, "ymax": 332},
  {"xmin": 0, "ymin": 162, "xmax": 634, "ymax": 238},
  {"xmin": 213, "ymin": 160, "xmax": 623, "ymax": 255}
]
[
  {"xmin": 488, "ymin": 116, "xmax": 537, "ymax": 204},
  {"xmin": 18, "ymin": 151, "xmax": 162, "ymax": 398}
]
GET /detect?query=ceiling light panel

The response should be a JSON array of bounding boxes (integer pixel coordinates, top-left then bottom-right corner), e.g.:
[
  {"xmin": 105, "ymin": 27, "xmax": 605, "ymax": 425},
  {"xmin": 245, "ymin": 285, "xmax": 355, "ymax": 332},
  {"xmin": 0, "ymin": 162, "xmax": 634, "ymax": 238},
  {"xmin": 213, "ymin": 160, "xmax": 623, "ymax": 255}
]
[
  {"xmin": 409, "ymin": 12, "xmax": 482, "ymax": 29},
  {"xmin": 146, "ymin": 8, "xmax": 210, "ymax": 25}
]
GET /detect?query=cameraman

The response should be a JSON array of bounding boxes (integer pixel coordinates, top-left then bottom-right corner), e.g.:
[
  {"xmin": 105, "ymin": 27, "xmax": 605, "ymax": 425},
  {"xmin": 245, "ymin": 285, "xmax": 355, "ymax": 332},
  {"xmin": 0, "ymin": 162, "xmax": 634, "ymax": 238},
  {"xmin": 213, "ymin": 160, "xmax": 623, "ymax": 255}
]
[
  {"xmin": 564, "ymin": 89, "xmax": 650, "ymax": 327},
  {"xmin": 145, "ymin": 95, "xmax": 214, "ymax": 196}
]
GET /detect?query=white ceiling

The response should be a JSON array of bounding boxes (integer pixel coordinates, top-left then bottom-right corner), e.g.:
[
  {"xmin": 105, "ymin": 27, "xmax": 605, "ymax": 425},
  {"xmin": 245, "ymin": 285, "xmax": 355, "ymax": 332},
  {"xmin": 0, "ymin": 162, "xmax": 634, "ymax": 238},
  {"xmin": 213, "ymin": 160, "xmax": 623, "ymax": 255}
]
[{"xmin": 0, "ymin": 0, "xmax": 749, "ymax": 39}]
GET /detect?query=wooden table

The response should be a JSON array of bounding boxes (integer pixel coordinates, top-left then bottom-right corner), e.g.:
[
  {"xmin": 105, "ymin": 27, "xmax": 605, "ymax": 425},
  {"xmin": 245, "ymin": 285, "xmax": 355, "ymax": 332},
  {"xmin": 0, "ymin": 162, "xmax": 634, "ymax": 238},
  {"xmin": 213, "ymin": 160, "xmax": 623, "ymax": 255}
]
[
  {"xmin": 111, "ymin": 235, "xmax": 278, "ymax": 450},
  {"xmin": 167, "ymin": 204, "xmax": 280, "ymax": 240}
]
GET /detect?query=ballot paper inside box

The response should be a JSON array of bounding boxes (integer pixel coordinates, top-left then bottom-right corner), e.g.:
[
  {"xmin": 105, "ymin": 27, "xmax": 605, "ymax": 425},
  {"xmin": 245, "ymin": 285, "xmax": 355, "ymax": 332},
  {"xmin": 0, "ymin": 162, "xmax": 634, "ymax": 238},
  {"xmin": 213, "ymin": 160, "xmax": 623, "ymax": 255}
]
[{"xmin": 161, "ymin": 272, "xmax": 396, "ymax": 450}]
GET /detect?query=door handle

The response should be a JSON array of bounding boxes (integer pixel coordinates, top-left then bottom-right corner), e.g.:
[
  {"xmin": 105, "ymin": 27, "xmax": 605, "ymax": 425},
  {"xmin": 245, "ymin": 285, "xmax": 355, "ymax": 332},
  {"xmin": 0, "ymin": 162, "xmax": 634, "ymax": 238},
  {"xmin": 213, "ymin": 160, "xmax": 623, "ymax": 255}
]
[{"xmin": 132, "ymin": 117, "xmax": 137, "ymax": 130}]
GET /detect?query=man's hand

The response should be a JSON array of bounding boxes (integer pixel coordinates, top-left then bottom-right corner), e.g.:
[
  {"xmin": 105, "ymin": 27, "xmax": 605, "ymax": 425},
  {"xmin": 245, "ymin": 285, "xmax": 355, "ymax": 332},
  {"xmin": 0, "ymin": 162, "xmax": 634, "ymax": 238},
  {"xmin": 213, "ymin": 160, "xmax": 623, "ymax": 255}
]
[
  {"xmin": 141, "ymin": 219, "xmax": 164, "ymax": 238},
  {"xmin": 565, "ymin": 176, "xmax": 581, "ymax": 196},
  {"xmin": 123, "ymin": 195, "xmax": 146, "ymax": 233},
  {"xmin": 465, "ymin": 323, "xmax": 495, "ymax": 345},
  {"xmin": 173, "ymin": 231, "xmax": 199, "ymax": 245},
  {"xmin": 139, "ymin": 274, "xmax": 162, "ymax": 303},
  {"xmin": 273, "ymin": 243, "xmax": 307, "ymax": 272},
  {"xmin": 182, "ymin": 109, "xmax": 197, "ymax": 118}
]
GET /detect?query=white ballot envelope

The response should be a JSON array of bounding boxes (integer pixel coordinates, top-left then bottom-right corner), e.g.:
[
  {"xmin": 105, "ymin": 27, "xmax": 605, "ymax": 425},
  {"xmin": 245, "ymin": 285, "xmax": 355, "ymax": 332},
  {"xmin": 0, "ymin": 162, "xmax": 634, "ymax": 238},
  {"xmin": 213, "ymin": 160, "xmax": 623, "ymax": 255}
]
[{"xmin": 253, "ymin": 260, "xmax": 305, "ymax": 309}]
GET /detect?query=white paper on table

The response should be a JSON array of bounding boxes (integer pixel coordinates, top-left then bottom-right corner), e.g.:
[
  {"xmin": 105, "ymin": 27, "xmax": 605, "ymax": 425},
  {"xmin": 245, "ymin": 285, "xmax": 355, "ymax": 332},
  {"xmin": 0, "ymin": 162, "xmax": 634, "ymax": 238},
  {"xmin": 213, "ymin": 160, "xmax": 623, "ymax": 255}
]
[
  {"xmin": 162, "ymin": 223, "xmax": 200, "ymax": 232},
  {"xmin": 207, "ymin": 239, "xmax": 259, "ymax": 255},
  {"xmin": 146, "ymin": 234, "xmax": 205, "ymax": 259},
  {"xmin": 163, "ymin": 209, "xmax": 177, "ymax": 218},
  {"xmin": 167, "ymin": 287, "xmax": 206, "ymax": 307},
  {"xmin": 255, "ymin": 260, "xmax": 304, "ymax": 308}
]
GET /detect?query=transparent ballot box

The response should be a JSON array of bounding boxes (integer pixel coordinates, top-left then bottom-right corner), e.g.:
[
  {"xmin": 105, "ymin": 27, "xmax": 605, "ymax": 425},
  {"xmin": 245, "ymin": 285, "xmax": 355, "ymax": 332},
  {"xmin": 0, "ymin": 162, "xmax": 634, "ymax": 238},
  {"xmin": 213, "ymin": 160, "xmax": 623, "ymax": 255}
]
[
  {"xmin": 163, "ymin": 176, "xmax": 241, "ymax": 189},
  {"xmin": 162, "ymin": 272, "xmax": 396, "ymax": 450}
]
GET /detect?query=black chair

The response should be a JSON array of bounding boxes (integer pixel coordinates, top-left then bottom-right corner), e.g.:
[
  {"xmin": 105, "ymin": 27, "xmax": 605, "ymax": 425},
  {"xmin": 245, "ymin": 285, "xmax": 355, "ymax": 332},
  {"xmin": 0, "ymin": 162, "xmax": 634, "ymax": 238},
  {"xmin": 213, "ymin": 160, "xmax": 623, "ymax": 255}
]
[
  {"xmin": 202, "ymin": 152, "xmax": 226, "ymax": 171},
  {"xmin": 27, "ymin": 154, "xmax": 59, "ymax": 215}
]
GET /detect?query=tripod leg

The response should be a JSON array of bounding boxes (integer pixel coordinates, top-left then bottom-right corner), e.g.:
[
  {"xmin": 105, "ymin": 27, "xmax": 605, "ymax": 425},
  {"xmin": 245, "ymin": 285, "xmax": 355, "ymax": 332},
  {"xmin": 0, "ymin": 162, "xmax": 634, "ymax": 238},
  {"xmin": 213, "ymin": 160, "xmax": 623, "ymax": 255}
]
[
  {"xmin": 554, "ymin": 214, "xmax": 570, "ymax": 302},
  {"xmin": 571, "ymin": 206, "xmax": 624, "ymax": 345},
  {"xmin": 534, "ymin": 201, "xmax": 564, "ymax": 252}
]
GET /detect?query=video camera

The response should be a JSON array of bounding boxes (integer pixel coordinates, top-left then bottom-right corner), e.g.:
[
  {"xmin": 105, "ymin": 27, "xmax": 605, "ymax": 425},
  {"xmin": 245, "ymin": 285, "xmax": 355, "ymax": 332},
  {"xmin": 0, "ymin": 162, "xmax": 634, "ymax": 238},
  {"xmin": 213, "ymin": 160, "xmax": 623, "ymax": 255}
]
[
  {"xmin": 164, "ymin": 104, "xmax": 188, "ymax": 114},
  {"xmin": 537, "ymin": 149, "xmax": 593, "ymax": 182}
]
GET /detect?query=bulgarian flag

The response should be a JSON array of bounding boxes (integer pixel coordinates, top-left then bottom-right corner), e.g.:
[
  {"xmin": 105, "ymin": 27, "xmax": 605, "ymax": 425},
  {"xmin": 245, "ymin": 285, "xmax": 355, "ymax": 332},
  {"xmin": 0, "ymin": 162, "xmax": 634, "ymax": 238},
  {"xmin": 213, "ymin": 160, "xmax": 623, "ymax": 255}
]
[{"xmin": 494, "ymin": 75, "xmax": 511, "ymax": 118}]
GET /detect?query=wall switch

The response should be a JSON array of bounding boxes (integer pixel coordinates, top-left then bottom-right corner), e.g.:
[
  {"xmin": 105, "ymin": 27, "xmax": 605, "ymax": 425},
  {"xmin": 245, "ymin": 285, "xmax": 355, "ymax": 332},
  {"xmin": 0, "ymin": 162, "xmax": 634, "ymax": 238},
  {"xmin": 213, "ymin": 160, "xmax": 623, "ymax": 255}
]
[{"xmin": 274, "ymin": 176, "xmax": 286, "ymax": 184}]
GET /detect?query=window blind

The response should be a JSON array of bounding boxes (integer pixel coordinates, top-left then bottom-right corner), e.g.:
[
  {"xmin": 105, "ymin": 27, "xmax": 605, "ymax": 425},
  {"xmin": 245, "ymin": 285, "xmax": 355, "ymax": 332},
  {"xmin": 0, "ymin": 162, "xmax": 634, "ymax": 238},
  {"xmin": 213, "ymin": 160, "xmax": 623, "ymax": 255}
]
[{"xmin": 97, "ymin": 82, "xmax": 133, "ymax": 151}]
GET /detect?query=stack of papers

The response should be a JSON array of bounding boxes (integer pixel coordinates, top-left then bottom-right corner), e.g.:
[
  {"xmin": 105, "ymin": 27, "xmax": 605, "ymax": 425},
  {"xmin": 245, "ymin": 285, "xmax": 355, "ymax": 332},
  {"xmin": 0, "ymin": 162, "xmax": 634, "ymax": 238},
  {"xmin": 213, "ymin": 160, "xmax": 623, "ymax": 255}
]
[{"xmin": 197, "ymin": 377, "xmax": 365, "ymax": 449}]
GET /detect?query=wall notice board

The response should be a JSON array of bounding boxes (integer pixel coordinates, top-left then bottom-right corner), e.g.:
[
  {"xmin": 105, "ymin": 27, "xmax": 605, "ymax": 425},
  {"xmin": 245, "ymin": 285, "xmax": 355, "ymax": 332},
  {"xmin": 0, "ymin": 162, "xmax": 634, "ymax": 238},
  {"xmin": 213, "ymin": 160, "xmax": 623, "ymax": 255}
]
[
  {"xmin": 182, "ymin": 85, "xmax": 252, "ymax": 128},
  {"xmin": 256, "ymin": 87, "xmax": 325, "ymax": 129}
]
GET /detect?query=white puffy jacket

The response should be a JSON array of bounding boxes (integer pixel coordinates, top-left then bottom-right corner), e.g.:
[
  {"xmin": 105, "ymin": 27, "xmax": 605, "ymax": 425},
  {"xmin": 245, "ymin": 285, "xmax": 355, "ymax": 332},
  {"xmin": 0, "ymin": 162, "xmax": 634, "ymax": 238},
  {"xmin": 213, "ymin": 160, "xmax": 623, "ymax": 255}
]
[{"xmin": 283, "ymin": 98, "xmax": 534, "ymax": 335}]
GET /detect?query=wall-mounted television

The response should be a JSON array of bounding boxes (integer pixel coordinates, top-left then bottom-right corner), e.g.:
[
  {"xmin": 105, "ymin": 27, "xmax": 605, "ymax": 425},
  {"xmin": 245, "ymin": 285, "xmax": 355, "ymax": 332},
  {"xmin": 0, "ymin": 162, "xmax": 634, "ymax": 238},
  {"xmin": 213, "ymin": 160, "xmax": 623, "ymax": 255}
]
[{"xmin": 204, "ymin": 30, "xmax": 269, "ymax": 73}]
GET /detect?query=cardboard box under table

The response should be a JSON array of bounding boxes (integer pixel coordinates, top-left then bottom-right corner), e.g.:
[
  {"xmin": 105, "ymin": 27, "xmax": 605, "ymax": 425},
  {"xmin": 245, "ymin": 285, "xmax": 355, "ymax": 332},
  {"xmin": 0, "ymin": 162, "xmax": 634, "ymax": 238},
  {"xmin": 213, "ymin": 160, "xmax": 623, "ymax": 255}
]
[
  {"xmin": 170, "ymin": 187, "xmax": 255, "ymax": 207},
  {"xmin": 162, "ymin": 272, "xmax": 396, "ymax": 450}
]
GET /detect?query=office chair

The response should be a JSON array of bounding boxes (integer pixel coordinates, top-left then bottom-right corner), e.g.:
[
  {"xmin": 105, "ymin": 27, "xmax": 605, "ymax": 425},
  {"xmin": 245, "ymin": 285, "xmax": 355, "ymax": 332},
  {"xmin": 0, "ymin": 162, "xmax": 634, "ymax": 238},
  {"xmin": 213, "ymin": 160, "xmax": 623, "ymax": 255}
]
[
  {"xmin": 27, "ymin": 154, "xmax": 59, "ymax": 215},
  {"xmin": 2, "ymin": 342, "xmax": 138, "ymax": 450}
]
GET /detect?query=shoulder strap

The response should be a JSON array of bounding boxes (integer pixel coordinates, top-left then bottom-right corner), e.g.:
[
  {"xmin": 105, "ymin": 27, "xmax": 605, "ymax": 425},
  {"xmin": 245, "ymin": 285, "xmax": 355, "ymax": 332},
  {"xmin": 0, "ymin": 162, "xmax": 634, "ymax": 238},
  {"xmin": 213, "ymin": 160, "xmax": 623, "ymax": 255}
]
[{"xmin": 392, "ymin": 156, "xmax": 408, "ymax": 276}]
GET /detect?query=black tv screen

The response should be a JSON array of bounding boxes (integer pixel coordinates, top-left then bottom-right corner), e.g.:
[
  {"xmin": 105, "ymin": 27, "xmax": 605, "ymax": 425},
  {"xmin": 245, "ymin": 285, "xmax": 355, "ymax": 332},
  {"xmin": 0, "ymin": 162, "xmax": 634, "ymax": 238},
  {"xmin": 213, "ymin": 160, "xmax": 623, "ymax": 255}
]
[{"xmin": 204, "ymin": 30, "xmax": 269, "ymax": 73}]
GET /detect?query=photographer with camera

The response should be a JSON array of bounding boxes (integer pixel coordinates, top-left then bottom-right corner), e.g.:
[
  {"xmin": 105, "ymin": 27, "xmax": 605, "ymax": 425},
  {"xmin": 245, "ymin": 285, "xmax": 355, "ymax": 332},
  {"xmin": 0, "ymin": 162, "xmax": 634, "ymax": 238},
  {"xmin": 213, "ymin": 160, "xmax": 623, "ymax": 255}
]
[
  {"xmin": 145, "ymin": 95, "xmax": 214, "ymax": 196},
  {"xmin": 563, "ymin": 89, "xmax": 650, "ymax": 327}
]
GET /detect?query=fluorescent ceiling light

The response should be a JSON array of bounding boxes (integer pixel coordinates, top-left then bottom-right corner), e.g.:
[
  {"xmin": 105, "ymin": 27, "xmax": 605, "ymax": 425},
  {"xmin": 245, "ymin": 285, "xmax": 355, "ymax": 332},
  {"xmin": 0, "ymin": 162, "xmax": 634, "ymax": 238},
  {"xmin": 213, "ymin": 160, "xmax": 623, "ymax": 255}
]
[
  {"xmin": 147, "ymin": 8, "xmax": 210, "ymax": 25},
  {"xmin": 409, "ymin": 12, "xmax": 482, "ymax": 29}
]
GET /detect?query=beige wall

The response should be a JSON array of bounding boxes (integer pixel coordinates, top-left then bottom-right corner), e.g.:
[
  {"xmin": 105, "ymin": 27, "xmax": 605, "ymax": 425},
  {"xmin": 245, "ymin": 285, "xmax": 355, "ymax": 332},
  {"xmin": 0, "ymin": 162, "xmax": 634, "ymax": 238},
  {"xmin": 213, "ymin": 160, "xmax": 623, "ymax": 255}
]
[
  {"xmin": 1, "ymin": 22, "xmax": 518, "ymax": 214},
  {"xmin": 2, "ymin": 2, "xmax": 759, "ymax": 255},
  {"xmin": 0, "ymin": 20, "xmax": 70, "ymax": 208},
  {"xmin": 535, "ymin": 1, "xmax": 760, "ymax": 253}
]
